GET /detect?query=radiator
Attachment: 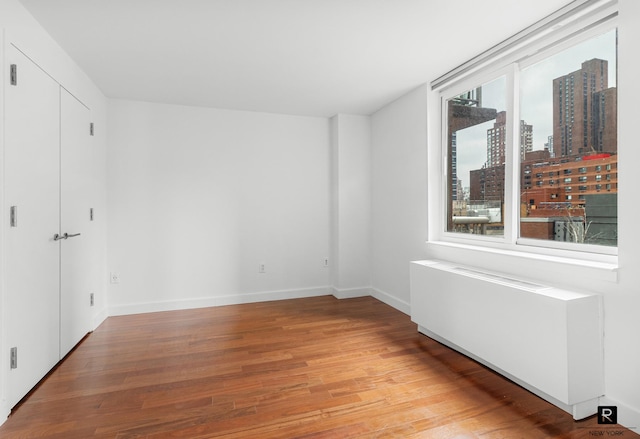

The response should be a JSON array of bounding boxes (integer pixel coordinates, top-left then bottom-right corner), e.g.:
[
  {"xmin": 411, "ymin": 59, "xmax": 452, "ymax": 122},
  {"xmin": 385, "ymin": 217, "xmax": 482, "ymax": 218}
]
[{"xmin": 410, "ymin": 260, "xmax": 603, "ymax": 420}]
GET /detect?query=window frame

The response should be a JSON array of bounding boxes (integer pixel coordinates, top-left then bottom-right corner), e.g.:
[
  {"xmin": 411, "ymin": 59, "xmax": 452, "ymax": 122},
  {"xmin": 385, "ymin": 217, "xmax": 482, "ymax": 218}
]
[
  {"xmin": 439, "ymin": 66, "xmax": 515, "ymax": 247},
  {"xmin": 429, "ymin": 3, "xmax": 618, "ymax": 265}
]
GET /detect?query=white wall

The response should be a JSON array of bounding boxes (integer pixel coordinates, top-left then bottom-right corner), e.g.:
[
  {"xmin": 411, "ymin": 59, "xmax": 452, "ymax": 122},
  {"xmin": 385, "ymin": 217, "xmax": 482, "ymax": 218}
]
[
  {"xmin": 330, "ymin": 114, "xmax": 371, "ymax": 297},
  {"xmin": 369, "ymin": 1, "xmax": 640, "ymax": 428},
  {"xmin": 0, "ymin": 0, "xmax": 108, "ymax": 422},
  {"xmin": 370, "ymin": 85, "xmax": 429, "ymax": 314},
  {"xmin": 107, "ymin": 100, "xmax": 331, "ymax": 314},
  {"xmin": 602, "ymin": 0, "xmax": 640, "ymax": 426}
]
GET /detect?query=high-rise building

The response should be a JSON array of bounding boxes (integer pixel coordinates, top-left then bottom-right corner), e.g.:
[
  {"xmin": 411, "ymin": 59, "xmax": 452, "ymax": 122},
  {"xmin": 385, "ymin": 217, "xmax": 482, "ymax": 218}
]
[
  {"xmin": 552, "ymin": 58, "xmax": 617, "ymax": 157},
  {"xmin": 593, "ymin": 87, "xmax": 617, "ymax": 154},
  {"xmin": 520, "ymin": 120, "xmax": 534, "ymax": 161},
  {"xmin": 486, "ymin": 111, "xmax": 533, "ymax": 168},
  {"xmin": 470, "ymin": 165, "xmax": 504, "ymax": 202},
  {"xmin": 451, "ymin": 131, "xmax": 458, "ymax": 200},
  {"xmin": 447, "ymin": 90, "xmax": 496, "ymax": 202}
]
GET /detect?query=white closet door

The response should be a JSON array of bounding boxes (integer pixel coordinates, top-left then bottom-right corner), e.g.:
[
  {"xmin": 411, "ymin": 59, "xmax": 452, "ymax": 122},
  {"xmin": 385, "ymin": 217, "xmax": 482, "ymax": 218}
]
[
  {"xmin": 60, "ymin": 89, "xmax": 92, "ymax": 357},
  {"xmin": 5, "ymin": 46, "xmax": 61, "ymax": 408}
]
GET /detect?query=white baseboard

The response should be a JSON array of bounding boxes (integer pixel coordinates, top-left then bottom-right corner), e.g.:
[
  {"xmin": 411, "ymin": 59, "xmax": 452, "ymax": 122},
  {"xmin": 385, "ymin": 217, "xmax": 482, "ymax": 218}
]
[
  {"xmin": 92, "ymin": 307, "xmax": 109, "ymax": 330},
  {"xmin": 332, "ymin": 286, "xmax": 371, "ymax": 299},
  {"xmin": 598, "ymin": 396, "xmax": 640, "ymax": 433},
  {"xmin": 332, "ymin": 286, "xmax": 410, "ymax": 315},
  {"xmin": 107, "ymin": 286, "xmax": 332, "ymax": 316},
  {"xmin": 214, "ymin": 286, "xmax": 331, "ymax": 306},
  {"xmin": 0, "ymin": 402, "xmax": 9, "ymax": 428},
  {"xmin": 107, "ymin": 285, "xmax": 413, "ymax": 318},
  {"xmin": 371, "ymin": 287, "xmax": 411, "ymax": 315}
]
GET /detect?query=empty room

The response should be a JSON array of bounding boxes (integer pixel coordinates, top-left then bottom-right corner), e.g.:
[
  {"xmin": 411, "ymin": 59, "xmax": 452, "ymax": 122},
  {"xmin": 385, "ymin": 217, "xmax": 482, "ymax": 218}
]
[{"xmin": 1, "ymin": 0, "xmax": 639, "ymax": 437}]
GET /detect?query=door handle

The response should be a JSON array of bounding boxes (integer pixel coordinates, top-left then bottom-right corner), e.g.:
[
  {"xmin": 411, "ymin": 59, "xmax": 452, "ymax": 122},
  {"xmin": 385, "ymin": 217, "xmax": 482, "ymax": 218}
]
[{"xmin": 53, "ymin": 232, "xmax": 81, "ymax": 241}]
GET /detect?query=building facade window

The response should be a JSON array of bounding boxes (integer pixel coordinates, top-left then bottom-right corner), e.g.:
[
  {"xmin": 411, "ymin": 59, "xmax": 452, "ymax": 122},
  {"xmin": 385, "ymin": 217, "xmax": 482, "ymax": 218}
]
[{"xmin": 436, "ymin": 4, "xmax": 617, "ymax": 256}]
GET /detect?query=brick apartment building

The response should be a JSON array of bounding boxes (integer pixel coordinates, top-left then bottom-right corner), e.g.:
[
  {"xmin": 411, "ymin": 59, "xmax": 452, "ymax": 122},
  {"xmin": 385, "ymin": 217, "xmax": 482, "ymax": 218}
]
[{"xmin": 553, "ymin": 58, "xmax": 617, "ymax": 158}]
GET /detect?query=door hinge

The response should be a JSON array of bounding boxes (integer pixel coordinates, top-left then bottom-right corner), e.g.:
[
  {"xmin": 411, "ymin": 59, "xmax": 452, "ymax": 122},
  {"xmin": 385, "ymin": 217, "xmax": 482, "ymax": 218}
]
[
  {"xmin": 90, "ymin": 207, "xmax": 94, "ymax": 221},
  {"xmin": 90, "ymin": 122, "xmax": 94, "ymax": 136},
  {"xmin": 10, "ymin": 64, "xmax": 17, "ymax": 86},
  {"xmin": 10, "ymin": 206, "xmax": 18, "ymax": 227},
  {"xmin": 10, "ymin": 347, "xmax": 17, "ymax": 369},
  {"xmin": 90, "ymin": 293, "xmax": 95, "ymax": 307}
]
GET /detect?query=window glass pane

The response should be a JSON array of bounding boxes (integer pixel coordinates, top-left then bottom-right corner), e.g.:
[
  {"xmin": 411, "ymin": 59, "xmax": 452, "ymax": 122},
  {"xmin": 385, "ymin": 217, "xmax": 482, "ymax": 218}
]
[
  {"xmin": 519, "ymin": 29, "xmax": 617, "ymax": 247},
  {"xmin": 446, "ymin": 76, "xmax": 506, "ymax": 236}
]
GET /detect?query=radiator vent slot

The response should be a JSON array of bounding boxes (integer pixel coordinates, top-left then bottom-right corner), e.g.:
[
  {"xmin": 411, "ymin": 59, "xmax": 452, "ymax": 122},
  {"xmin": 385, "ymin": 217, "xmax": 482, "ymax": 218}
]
[{"xmin": 451, "ymin": 267, "xmax": 549, "ymax": 291}]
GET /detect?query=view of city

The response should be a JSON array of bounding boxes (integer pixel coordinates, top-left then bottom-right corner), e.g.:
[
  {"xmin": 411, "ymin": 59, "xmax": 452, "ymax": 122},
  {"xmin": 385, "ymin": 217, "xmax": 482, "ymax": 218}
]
[{"xmin": 446, "ymin": 29, "xmax": 617, "ymax": 246}]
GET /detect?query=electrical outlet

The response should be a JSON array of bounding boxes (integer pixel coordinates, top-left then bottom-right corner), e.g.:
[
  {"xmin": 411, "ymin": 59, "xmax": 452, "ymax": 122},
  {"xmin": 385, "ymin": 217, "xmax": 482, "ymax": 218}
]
[
  {"xmin": 259, "ymin": 263, "xmax": 266, "ymax": 274},
  {"xmin": 110, "ymin": 272, "xmax": 120, "ymax": 284},
  {"xmin": 90, "ymin": 293, "xmax": 95, "ymax": 306}
]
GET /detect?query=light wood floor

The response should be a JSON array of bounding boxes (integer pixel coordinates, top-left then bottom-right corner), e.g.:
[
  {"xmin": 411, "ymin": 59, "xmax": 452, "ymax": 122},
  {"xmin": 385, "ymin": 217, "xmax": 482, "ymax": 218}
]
[{"xmin": 1, "ymin": 295, "xmax": 636, "ymax": 438}]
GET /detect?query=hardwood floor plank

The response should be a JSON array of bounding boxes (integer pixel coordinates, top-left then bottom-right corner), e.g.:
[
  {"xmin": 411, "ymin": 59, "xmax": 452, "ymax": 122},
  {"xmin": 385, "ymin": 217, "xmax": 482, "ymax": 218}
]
[{"xmin": 0, "ymin": 295, "xmax": 636, "ymax": 438}]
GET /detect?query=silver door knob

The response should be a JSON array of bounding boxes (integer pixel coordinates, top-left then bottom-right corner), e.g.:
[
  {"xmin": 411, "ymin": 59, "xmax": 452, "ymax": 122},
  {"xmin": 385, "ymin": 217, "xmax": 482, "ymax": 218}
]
[{"xmin": 54, "ymin": 233, "xmax": 81, "ymax": 241}]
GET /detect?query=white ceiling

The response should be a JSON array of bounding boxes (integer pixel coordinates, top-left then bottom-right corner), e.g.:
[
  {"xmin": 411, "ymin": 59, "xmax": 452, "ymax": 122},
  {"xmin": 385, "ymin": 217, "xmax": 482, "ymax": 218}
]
[{"xmin": 20, "ymin": 0, "xmax": 572, "ymax": 117}]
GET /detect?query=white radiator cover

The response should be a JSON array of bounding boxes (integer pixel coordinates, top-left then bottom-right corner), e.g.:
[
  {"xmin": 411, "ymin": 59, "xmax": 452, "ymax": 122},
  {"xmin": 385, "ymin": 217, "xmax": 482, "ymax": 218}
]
[{"xmin": 410, "ymin": 260, "xmax": 603, "ymax": 420}]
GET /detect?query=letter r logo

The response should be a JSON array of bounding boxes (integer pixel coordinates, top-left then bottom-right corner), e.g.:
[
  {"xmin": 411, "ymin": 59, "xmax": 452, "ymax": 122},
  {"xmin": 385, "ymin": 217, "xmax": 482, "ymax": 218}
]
[{"xmin": 598, "ymin": 406, "xmax": 617, "ymax": 424}]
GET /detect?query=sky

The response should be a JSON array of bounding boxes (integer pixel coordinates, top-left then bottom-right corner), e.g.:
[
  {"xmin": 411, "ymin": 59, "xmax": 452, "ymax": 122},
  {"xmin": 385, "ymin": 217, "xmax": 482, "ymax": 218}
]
[{"xmin": 454, "ymin": 28, "xmax": 617, "ymax": 191}]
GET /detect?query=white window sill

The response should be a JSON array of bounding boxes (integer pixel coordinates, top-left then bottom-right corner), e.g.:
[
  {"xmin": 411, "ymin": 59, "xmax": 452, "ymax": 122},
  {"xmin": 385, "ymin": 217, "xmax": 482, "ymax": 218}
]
[{"xmin": 426, "ymin": 240, "xmax": 618, "ymax": 283}]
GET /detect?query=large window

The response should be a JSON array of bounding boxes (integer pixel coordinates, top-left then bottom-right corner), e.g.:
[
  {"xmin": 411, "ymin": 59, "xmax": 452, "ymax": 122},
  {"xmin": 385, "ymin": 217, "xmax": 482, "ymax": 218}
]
[
  {"xmin": 437, "ymin": 3, "xmax": 617, "ymax": 257},
  {"xmin": 520, "ymin": 29, "xmax": 617, "ymax": 247}
]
